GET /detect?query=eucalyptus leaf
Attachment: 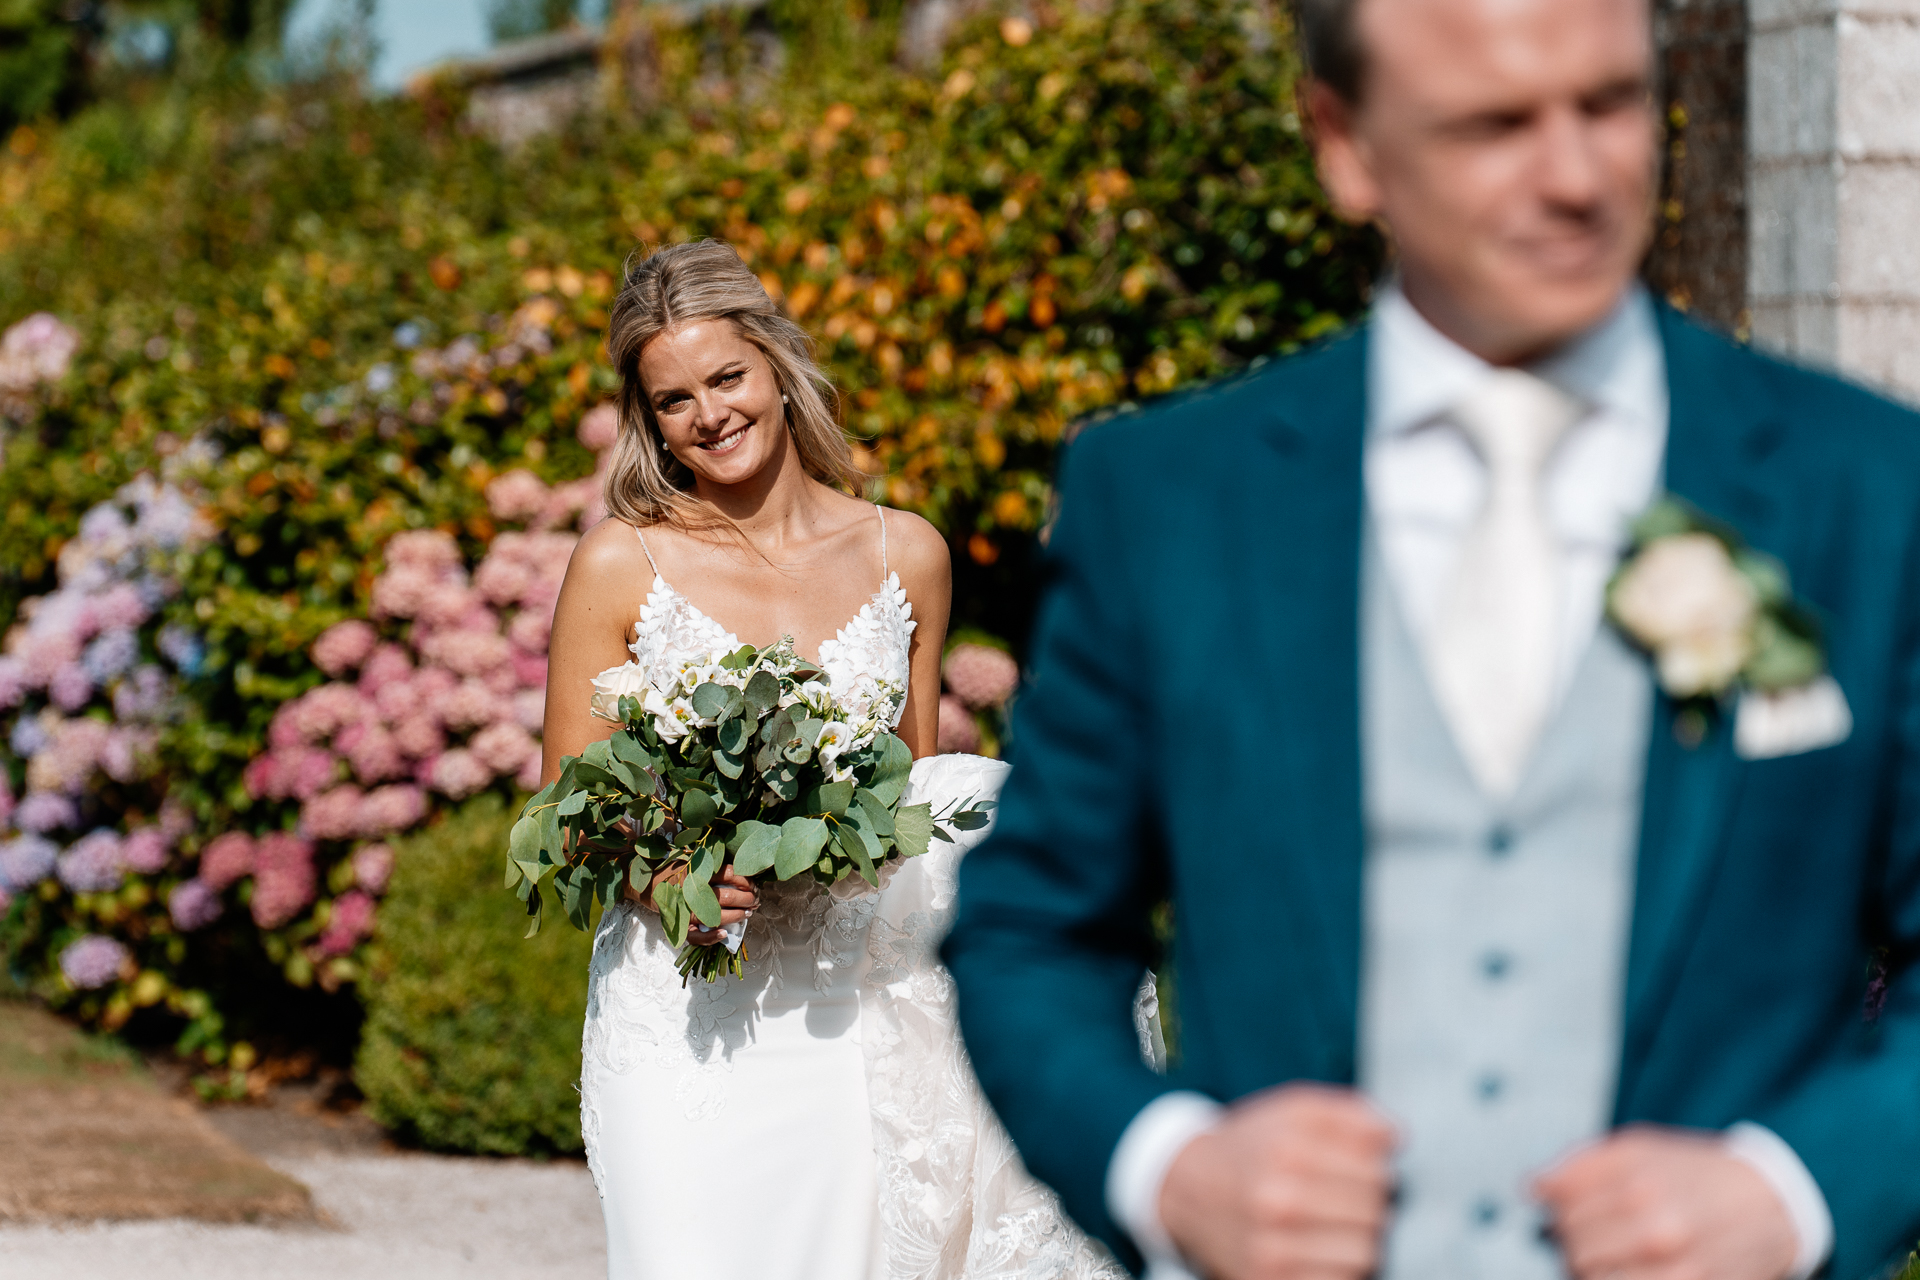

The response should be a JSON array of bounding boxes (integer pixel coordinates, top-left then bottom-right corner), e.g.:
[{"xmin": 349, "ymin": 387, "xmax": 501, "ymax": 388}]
[
  {"xmin": 775, "ymin": 816, "xmax": 831, "ymax": 879},
  {"xmin": 892, "ymin": 802, "xmax": 935, "ymax": 858},
  {"xmin": 732, "ymin": 820, "xmax": 781, "ymax": 875},
  {"xmin": 866, "ymin": 734, "xmax": 913, "ymax": 807},
  {"xmin": 680, "ymin": 787, "xmax": 719, "ymax": 829},
  {"xmin": 683, "ymin": 870, "xmax": 723, "ymax": 928}
]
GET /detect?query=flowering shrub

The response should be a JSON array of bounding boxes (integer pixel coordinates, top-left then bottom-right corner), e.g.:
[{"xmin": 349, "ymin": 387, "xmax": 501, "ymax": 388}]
[{"xmin": 0, "ymin": 0, "xmax": 1378, "ymax": 1066}]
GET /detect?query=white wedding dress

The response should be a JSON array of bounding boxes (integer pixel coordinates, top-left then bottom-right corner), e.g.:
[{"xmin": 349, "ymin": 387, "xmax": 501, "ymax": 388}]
[{"xmin": 580, "ymin": 510, "xmax": 1152, "ymax": 1279}]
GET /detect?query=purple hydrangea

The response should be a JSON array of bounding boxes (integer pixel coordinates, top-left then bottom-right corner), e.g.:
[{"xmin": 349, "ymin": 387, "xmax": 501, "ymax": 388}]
[
  {"xmin": 14, "ymin": 790, "xmax": 78, "ymax": 833},
  {"xmin": 59, "ymin": 935, "xmax": 129, "ymax": 989},
  {"xmin": 168, "ymin": 879, "xmax": 223, "ymax": 932},
  {"xmin": 0, "ymin": 834, "xmax": 57, "ymax": 890},
  {"xmin": 57, "ymin": 829, "xmax": 124, "ymax": 893},
  {"xmin": 10, "ymin": 714, "xmax": 50, "ymax": 757},
  {"xmin": 82, "ymin": 628, "xmax": 140, "ymax": 682}
]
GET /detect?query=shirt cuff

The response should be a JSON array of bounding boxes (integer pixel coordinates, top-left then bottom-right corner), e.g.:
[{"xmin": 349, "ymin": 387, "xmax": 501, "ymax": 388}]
[
  {"xmin": 1105, "ymin": 1091, "xmax": 1224, "ymax": 1280},
  {"xmin": 1724, "ymin": 1121, "xmax": 1834, "ymax": 1280}
]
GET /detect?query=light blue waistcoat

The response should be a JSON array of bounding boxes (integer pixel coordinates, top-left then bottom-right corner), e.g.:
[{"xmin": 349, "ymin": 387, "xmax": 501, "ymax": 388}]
[{"xmin": 1357, "ymin": 539, "xmax": 1652, "ymax": 1279}]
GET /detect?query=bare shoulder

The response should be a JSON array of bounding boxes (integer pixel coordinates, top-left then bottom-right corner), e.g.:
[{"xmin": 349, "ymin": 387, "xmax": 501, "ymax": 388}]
[
  {"xmin": 880, "ymin": 507, "xmax": 950, "ymax": 591},
  {"xmin": 565, "ymin": 516, "xmax": 652, "ymax": 588}
]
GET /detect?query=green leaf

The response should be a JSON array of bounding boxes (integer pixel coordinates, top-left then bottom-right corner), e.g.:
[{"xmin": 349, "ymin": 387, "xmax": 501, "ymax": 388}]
[
  {"xmin": 692, "ymin": 681, "xmax": 731, "ymax": 721},
  {"xmin": 866, "ymin": 734, "xmax": 914, "ymax": 807},
  {"xmin": 854, "ymin": 788, "xmax": 894, "ymax": 837},
  {"xmin": 836, "ymin": 821, "xmax": 879, "ymax": 885},
  {"xmin": 682, "ymin": 862, "xmax": 722, "ymax": 927},
  {"xmin": 743, "ymin": 668, "xmax": 780, "ymax": 715},
  {"xmin": 680, "ymin": 787, "xmax": 719, "ymax": 829},
  {"xmin": 775, "ymin": 816, "xmax": 831, "ymax": 879},
  {"xmin": 812, "ymin": 779, "xmax": 854, "ymax": 817},
  {"xmin": 732, "ymin": 820, "xmax": 781, "ymax": 875},
  {"xmin": 892, "ymin": 802, "xmax": 935, "ymax": 858}
]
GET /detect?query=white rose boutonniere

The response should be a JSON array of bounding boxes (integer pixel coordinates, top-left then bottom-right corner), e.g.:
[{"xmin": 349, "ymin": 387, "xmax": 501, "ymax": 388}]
[{"xmin": 1608, "ymin": 499, "xmax": 1845, "ymax": 755}]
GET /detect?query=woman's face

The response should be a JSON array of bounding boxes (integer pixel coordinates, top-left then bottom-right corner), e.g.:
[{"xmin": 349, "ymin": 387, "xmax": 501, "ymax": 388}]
[{"xmin": 636, "ymin": 320, "xmax": 788, "ymax": 489}]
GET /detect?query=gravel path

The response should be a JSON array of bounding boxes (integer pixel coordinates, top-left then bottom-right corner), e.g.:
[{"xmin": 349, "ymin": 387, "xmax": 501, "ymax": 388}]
[{"xmin": 0, "ymin": 1149, "xmax": 605, "ymax": 1280}]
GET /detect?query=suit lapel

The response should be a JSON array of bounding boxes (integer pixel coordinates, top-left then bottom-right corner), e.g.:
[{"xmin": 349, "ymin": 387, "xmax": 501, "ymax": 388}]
[
  {"xmin": 1246, "ymin": 331, "xmax": 1371, "ymax": 1080},
  {"xmin": 1617, "ymin": 311, "xmax": 1789, "ymax": 1108}
]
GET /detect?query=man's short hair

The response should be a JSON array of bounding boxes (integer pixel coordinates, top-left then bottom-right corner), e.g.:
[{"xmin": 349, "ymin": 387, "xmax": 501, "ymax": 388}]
[{"xmin": 1296, "ymin": 0, "xmax": 1367, "ymax": 102}]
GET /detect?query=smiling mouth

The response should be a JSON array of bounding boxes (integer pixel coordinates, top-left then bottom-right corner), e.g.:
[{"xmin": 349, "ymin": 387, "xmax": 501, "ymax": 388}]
[{"xmin": 698, "ymin": 424, "xmax": 750, "ymax": 454}]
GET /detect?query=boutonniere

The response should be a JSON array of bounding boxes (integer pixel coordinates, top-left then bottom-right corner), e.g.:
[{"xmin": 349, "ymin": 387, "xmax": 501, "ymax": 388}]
[{"xmin": 1607, "ymin": 498, "xmax": 1851, "ymax": 757}]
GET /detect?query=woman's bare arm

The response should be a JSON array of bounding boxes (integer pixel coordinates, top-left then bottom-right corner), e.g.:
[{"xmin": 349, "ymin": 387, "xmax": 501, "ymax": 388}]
[
  {"xmin": 541, "ymin": 519, "xmax": 650, "ymax": 785},
  {"xmin": 885, "ymin": 510, "xmax": 953, "ymax": 759}
]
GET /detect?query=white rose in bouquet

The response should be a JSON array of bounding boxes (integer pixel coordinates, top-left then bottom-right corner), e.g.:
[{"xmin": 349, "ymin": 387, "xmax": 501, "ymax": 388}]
[
  {"xmin": 1609, "ymin": 532, "xmax": 1758, "ymax": 696},
  {"xmin": 590, "ymin": 662, "xmax": 650, "ymax": 722}
]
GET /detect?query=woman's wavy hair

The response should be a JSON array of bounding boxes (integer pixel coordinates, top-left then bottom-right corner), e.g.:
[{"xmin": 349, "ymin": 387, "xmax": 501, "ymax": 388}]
[{"xmin": 603, "ymin": 239, "xmax": 860, "ymax": 528}]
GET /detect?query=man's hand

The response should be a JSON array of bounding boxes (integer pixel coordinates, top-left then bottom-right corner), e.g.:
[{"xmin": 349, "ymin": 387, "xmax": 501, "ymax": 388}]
[
  {"xmin": 1534, "ymin": 1126, "xmax": 1799, "ymax": 1280},
  {"xmin": 1159, "ymin": 1084, "xmax": 1396, "ymax": 1280}
]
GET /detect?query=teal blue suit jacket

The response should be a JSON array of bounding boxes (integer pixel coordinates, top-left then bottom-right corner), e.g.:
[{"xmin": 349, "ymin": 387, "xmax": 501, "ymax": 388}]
[{"xmin": 942, "ymin": 309, "xmax": 1920, "ymax": 1278}]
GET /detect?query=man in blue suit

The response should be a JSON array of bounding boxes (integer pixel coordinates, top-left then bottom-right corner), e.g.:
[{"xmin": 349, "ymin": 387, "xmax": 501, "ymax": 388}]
[{"xmin": 941, "ymin": 0, "xmax": 1920, "ymax": 1274}]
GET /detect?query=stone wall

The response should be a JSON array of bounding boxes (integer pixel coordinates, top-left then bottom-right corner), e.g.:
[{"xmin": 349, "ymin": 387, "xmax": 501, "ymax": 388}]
[{"xmin": 1747, "ymin": 0, "xmax": 1920, "ymax": 398}]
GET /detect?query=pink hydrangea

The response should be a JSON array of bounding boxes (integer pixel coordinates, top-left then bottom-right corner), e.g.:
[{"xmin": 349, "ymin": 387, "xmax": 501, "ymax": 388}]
[
  {"xmin": 390, "ymin": 714, "xmax": 445, "ymax": 760},
  {"xmin": 942, "ymin": 644, "xmax": 1021, "ymax": 710},
  {"xmin": 511, "ymin": 688, "xmax": 545, "ymax": 733},
  {"xmin": 59, "ymin": 935, "xmax": 129, "ymax": 990},
  {"xmin": 486, "ymin": 469, "xmax": 552, "ymax": 522},
  {"xmin": 442, "ymin": 678, "xmax": 505, "ymax": 731},
  {"xmin": 27, "ymin": 716, "xmax": 111, "ymax": 794},
  {"xmin": 386, "ymin": 529, "xmax": 462, "ymax": 572},
  {"xmin": 120, "ymin": 826, "xmax": 171, "ymax": 874},
  {"xmin": 312, "ymin": 620, "xmax": 379, "ymax": 676},
  {"xmin": 370, "ymin": 563, "xmax": 439, "ymax": 619},
  {"xmin": 49, "ymin": 661, "xmax": 93, "ymax": 711},
  {"xmin": 58, "ymin": 830, "xmax": 125, "ymax": 893},
  {"xmin": 14, "ymin": 790, "xmax": 77, "ymax": 832},
  {"xmin": 341, "ymin": 723, "xmax": 406, "ymax": 783},
  {"xmin": 936, "ymin": 694, "xmax": 981, "ymax": 755},
  {"xmin": 428, "ymin": 749, "xmax": 491, "ymax": 799},
  {"xmin": 0, "ymin": 313, "xmax": 80, "ymax": 388},
  {"xmin": 89, "ymin": 583, "xmax": 150, "ymax": 631},
  {"xmin": 0, "ymin": 656, "xmax": 28, "ymax": 708},
  {"xmin": 578, "ymin": 402, "xmax": 620, "ymax": 451},
  {"xmin": 470, "ymin": 721, "xmax": 536, "ymax": 774},
  {"xmin": 352, "ymin": 843, "xmax": 395, "ymax": 894},
  {"xmin": 316, "ymin": 890, "xmax": 378, "ymax": 957},
  {"xmin": 506, "ymin": 609, "xmax": 551, "ymax": 653},
  {"xmin": 169, "ymin": 880, "xmax": 223, "ymax": 931},
  {"xmin": 302, "ymin": 786, "xmax": 368, "ymax": 841},
  {"xmin": 198, "ymin": 831, "xmax": 256, "ymax": 890},
  {"xmin": 359, "ymin": 784, "xmax": 426, "ymax": 834},
  {"xmin": 251, "ymin": 832, "xmax": 317, "ymax": 929},
  {"xmin": 357, "ymin": 643, "xmax": 413, "ymax": 695},
  {"xmin": 512, "ymin": 651, "xmax": 548, "ymax": 690},
  {"xmin": 100, "ymin": 725, "xmax": 156, "ymax": 783},
  {"xmin": 422, "ymin": 628, "xmax": 511, "ymax": 679},
  {"xmin": 418, "ymin": 580, "xmax": 480, "ymax": 628}
]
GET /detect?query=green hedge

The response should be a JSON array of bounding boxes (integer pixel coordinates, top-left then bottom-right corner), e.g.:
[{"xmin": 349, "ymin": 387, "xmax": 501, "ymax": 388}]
[{"xmin": 355, "ymin": 793, "xmax": 591, "ymax": 1155}]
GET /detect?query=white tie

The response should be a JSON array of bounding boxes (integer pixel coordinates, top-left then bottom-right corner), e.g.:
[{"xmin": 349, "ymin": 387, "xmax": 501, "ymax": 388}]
[{"xmin": 1428, "ymin": 369, "xmax": 1584, "ymax": 797}]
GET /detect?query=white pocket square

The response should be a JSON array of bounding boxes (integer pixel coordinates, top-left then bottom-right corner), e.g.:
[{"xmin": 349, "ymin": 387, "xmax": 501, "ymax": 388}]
[{"xmin": 1734, "ymin": 675, "xmax": 1852, "ymax": 760}]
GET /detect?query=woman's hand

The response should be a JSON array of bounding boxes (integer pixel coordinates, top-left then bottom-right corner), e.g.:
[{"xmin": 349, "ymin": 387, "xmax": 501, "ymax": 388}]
[{"xmin": 631, "ymin": 864, "xmax": 761, "ymax": 944}]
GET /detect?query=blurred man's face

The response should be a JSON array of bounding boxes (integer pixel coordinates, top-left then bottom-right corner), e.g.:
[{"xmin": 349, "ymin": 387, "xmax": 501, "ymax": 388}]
[{"xmin": 1309, "ymin": 0, "xmax": 1658, "ymax": 362}]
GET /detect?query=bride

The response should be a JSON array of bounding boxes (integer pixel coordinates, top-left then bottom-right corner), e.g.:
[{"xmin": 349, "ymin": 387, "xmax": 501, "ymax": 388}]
[{"xmin": 542, "ymin": 240, "xmax": 1143, "ymax": 1279}]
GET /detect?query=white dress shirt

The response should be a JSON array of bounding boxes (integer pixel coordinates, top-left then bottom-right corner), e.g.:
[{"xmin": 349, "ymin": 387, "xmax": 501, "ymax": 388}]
[{"xmin": 1104, "ymin": 284, "xmax": 1833, "ymax": 1280}]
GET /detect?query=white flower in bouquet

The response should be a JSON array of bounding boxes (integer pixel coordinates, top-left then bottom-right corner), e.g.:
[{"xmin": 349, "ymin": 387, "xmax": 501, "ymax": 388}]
[
  {"xmin": 1609, "ymin": 532, "xmax": 1757, "ymax": 697},
  {"xmin": 590, "ymin": 662, "xmax": 650, "ymax": 722}
]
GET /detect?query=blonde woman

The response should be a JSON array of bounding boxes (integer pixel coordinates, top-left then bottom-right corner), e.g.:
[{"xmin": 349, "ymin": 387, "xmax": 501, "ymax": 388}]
[{"xmin": 545, "ymin": 241, "xmax": 1132, "ymax": 1279}]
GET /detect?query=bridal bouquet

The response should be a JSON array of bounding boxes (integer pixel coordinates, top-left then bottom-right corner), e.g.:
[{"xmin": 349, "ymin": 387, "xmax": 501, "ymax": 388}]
[{"xmin": 505, "ymin": 638, "xmax": 990, "ymax": 982}]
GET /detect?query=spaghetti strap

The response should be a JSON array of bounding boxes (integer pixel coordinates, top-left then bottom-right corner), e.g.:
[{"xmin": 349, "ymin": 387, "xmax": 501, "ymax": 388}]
[
  {"xmin": 634, "ymin": 526, "xmax": 661, "ymax": 578},
  {"xmin": 875, "ymin": 505, "xmax": 889, "ymax": 580}
]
